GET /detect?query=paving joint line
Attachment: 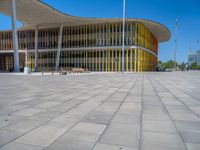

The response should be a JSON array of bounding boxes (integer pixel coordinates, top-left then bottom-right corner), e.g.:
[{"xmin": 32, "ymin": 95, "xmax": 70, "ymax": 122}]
[
  {"xmin": 139, "ymin": 74, "xmax": 144, "ymax": 150},
  {"xmin": 90, "ymin": 74, "xmax": 141, "ymax": 150},
  {"xmin": 152, "ymin": 76, "xmax": 200, "ymax": 119},
  {"xmin": 148, "ymin": 75, "xmax": 188, "ymax": 150}
]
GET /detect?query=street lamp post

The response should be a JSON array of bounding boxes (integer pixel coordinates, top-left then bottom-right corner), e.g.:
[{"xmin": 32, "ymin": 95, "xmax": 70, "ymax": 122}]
[
  {"xmin": 11, "ymin": 0, "xmax": 20, "ymax": 72},
  {"xmin": 173, "ymin": 19, "xmax": 178, "ymax": 70},
  {"xmin": 122, "ymin": 0, "xmax": 126, "ymax": 73}
]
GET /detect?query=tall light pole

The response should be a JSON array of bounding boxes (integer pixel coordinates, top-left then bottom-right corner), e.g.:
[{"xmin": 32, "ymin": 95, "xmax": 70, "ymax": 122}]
[
  {"xmin": 122, "ymin": 0, "xmax": 126, "ymax": 73},
  {"xmin": 173, "ymin": 18, "xmax": 178, "ymax": 70},
  {"xmin": 11, "ymin": 0, "xmax": 20, "ymax": 72}
]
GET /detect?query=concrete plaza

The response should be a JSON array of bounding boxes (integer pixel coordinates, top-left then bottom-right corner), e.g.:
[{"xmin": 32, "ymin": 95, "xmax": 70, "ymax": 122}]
[{"xmin": 0, "ymin": 72, "xmax": 200, "ymax": 150}]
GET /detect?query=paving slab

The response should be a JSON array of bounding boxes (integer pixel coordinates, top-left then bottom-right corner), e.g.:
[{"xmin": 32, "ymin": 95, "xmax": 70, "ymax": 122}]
[
  {"xmin": 141, "ymin": 131, "xmax": 186, "ymax": 150},
  {"xmin": 14, "ymin": 108, "xmax": 44, "ymax": 117},
  {"xmin": 142, "ymin": 120, "xmax": 177, "ymax": 133},
  {"xmin": 93, "ymin": 143, "xmax": 138, "ymax": 150},
  {"xmin": 1, "ymin": 119, "xmax": 46, "ymax": 133},
  {"xmin": 16, "ymin": 121, "xmax": 73, "ymax": 147},
  {"xmin": 0, "ymin": 142, "xmax": 43, "ymax": 150},
  {"xmin": 186, "ymin": 143, "xmax": 200, "ymax": 150},
  {"xmin": 46, "ymin": 130, "xmax": 100, "ymax": 150},
  {"xmin": 180, "ymin": 130, "xmax": 200, "ymax": 144},
  {"xmin": 99, "ymin": 123, "xmax": 140, "ymax": 148},
  {"xmin": 0, "ymin": 130, "xmax": 22, "ymax": 147},
  {"xmin": 34, "ymin": 101, "xmax": 61, "ymax": 109}
]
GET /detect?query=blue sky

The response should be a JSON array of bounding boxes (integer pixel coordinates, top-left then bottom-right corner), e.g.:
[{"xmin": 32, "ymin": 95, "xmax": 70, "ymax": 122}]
[{"xmin": 0, "ymin": 0, "xmax": 200, "ymax": 63}]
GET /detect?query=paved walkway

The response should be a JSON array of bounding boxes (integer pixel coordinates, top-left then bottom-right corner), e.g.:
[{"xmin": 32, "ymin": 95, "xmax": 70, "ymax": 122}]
[{"xmin": 0, "ymin": 72, "xmax": 200, "ymax": 150}]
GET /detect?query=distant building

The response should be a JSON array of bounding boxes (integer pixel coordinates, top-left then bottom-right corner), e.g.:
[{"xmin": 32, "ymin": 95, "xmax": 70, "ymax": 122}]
[
  {"xmin": 188, "ymin": 50, "xmax": 200, "ymax": 66},
  {"xmin": 197, "ymin": 51, "xmax": 200, "ymax": 66}
]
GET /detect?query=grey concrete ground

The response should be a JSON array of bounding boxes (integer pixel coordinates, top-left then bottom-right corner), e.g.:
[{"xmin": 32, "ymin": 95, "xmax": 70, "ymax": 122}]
[{"xmin": 0, "ymin": 72, "xmax": 200, "ymax": 150}]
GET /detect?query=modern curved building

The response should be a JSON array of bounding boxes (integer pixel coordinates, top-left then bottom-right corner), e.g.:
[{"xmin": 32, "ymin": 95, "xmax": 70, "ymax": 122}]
[{"xmin": 0, "ymin": 0, "xmax": 170, "ymax": 72}]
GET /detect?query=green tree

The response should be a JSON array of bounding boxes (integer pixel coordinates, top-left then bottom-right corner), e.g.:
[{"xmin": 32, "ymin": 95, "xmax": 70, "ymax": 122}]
[
  {"xmin": 178, "ymin": 62, "xmax": 186, "ymax": 71},
  {"xmin": 190, "ymin": 62, "xmax": 197, "ymax": 70}
]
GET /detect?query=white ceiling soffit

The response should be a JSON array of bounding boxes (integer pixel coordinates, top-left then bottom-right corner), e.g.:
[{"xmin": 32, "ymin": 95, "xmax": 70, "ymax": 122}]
[{"xmin": 0, "ymin": 0, "xmax": 170, "ymax": 42}]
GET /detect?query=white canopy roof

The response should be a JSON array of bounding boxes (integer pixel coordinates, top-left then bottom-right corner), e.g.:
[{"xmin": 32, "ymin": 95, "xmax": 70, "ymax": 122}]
[{"xmin": 0, "ymin": 0, "xmax": 170, "ymax": 42}]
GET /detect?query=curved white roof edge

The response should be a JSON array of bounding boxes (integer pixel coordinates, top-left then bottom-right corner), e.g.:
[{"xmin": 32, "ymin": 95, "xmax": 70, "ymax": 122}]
[{"xmin": 0, "ymin": 0, "xmax": 171, "ymax": 42}]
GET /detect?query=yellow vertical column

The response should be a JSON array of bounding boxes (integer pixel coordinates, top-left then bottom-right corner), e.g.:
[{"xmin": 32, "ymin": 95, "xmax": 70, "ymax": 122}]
[
  {"xmin": 84, "ymin": 26, "xmax": 86, "ymax": 69},
  {"xmin": 141, "ymin": 51, "xmax": 143, "ymax": 72},
  {"xmin": 141, "ymin": 24, "xmax": 145, "ymax": 71},
  {"xmin": 115, "ymin": 24, "xmax": 118, "ymax": 46},
  {"xmin": 107, "ymin": 49, "xmax": 110, "ymax": 71},
  {"xmin": 140, "ymin": 24, "xmax": 143, "ymax": 72},
  {"xmin": 150, "ymin": 54, "xmax": 152, "ymax": 71},
  {"xmin": 32, "ymin": 53, "xmax": 34, "ymax": 71},
  {"xmin": 134, "ymin": 49, "xmax": 137, "ymax": 72},
  {"xmin": 112, "ymin": 49, "xmax": 114, "ymax": 72},
  {"xmin": 145, "ymin": 51, "xmax": 147, "ymax": 71},
  {"xmin": 102, "ymin": 24, "xmax": 104, "ymax": 72},
  {"xmin": 153, "ymin": 55, "xmax": 154, "ymax": 71},
  {"xmin": 148, "ymin": 52, "xmax": 150, "ymax": 71},
  {"xmin": 137, "ymin": 23, "xmax": 140, "ymax": 72},
  {"xmin": 134, "ymin": 22, "xmax": 137, "ymax": 72},
  {"xmin": 148, "ymin": 54, "xmax": 151, "ymax": 71},
  {"xmin": 144, "ymin": 27, "xmax": 146, "ymax": 71},
  {"xmin": 88, "ymin": 26, "xmax": 90, "ymax": 70},
  {"xmin": 92, "ymin": 50, "xmax": 94, "ymax": 71},
  {"xmin": 151, "ymin": 55, "xmax": 153, "ymax": 71},
  {"xmin": 98, "ymin": 25, "xmax": 101, "ymax": 71},
  {"xmin": 119, "ymin": 23, "xmax": 122, "ymax": 72},
  {"xmin": 112, "ymin": 24, "xmax": 114, "ymax": 46},
  {"xmin": 93, "ymin": 25, "xmax": 95, "ymax": 71},
  {"xmin": 117, "ymin": 49, "xmax": 121, "ymax": 71},
  {"xmin": 142, "ymin": 29, "xmax": 144, "ymax": 70},
  {"xmin": 95, "ymin": 50, "xmax": 97, "ymax": 72},
  {"xmin": 144, "ymin": 51, "xmax": 146, "ymax": 71},
  {"xmin": 29, "ymin": 53, "xmax": 31, "ymax": 71},
  {"xmin": 146, "ymin": 29, "xmax": 148, "ymax": 71},
  {"xmin": 87, "ymin": 50, "xmax": 88, "ymax": 70},
  {"xmin": 137, "ymin": 23, "xmax": 139, "ymax": 72},
  {"xmin": 106, "ymin": 24, "xmax": 109, "ymax": 72},
  {"xmin": 85, "ymin": 26, "xmax": 89, "ymax": 69},
  {"xmin": 119, "ymin": 49, "xmax": 121, "ymax": 71},
  {"xmin": 145, "ymin": 52, "xmax": 147, "ymax": 71},
  {"xmin": 99, "ymin": 50, "xmax": 101, "ymax": 71},
  {"xmin": 142, "ymin": 51, "xmax": 144, "ymax": 71},
  {"xmin": 107, "ymin": 21, "xmax": 109, "ymax": 72},
  {"xmin": 108, "ymin": 24, "xmax": 111, "ymax": 72},
  {"xmin": 105, "ymin": 25, "xmax": 107, "ymax": 72},
  {"xmin": 65, "ymin": 50, "xmax": 68, "ymax": 67},
  {"xmin": 95, "ymin": 24, "xmax": 98, "ymax": 71},
  {"xmin": 130, "ymin": 48, "xmax": 132, "ymax": 72},
  {"xmin": 146, "ymin": 52, "xmax": 148, "ymax": 71},
  {"xmin": 86, "ymin": 26, "xmax": 88, "ymax": 47},
  {"xmin": 85, "ymin": 26, "xmax": 87, "ymax": 69},
  {"xmin": 141, "ymin": 50, "xmax": 143, "ymax": 72},
  {"xmin": 74, "ymin": 50, "xmax": 76, "ymax": 68},
  {"xmin": 126, "ymin": 49, "xmax": 128, "ymax": 72},
  {"xmin": 148, "ymin": 53, "xmax": 150, "ymax": 71},
  {"xmin": 141, "ymin": 24, "xmax": 143, "ymax": 71},
  {"xmin": 137, "ymin": 49, "xmax": 140, "ymax": 72},
  {"xmin": 130, "ymin": 23, "xmax": 133, "ymax": 72},
  {"xmin": 102, "ymin": 50, "xmax": 104, "ymax": 71},
  {"xmin": 115, "ymin": 50, "xmax": 117, "ymax": 71}
]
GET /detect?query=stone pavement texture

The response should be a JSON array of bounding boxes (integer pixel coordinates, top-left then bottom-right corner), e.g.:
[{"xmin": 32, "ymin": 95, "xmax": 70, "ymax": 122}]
[{"xmin": 0, "ymin": 72, "xmax": 200, "ymax": 150}]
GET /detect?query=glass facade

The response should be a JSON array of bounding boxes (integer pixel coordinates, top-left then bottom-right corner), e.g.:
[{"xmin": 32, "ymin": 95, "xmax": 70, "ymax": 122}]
[{"xmin": 0, "ymin": 21, "xmax": 158, "ymax": 72}]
